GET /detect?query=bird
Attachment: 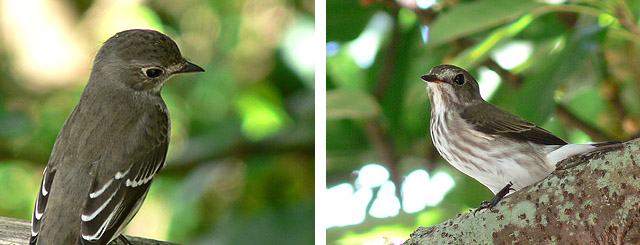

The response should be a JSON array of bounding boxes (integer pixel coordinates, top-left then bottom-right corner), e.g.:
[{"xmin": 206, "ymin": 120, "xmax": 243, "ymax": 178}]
[
  {"xmin": 422, "ymin": 64, "xmax": 618, "ymax": 210},
  {"xmin": 29, "ymin": 29, "xmax": 204, "ymax": 244}
]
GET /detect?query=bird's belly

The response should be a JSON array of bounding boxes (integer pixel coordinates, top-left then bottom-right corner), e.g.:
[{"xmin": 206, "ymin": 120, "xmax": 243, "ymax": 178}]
[{"xmin": 430, "ymin": 118, "xmax": 553, "ymax": 193}]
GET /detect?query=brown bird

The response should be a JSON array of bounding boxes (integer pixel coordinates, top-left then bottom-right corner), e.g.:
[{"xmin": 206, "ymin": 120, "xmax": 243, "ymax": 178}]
[
  {"xmin": 30, "ymin": 29, "xmax": 204, "ymax": 244},
  {"xmin": 422, "ymin": 64, "xmax": 618, "ymax": 210}
]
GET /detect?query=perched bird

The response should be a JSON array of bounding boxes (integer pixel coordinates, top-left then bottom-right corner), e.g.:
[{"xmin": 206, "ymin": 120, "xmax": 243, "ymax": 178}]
[
  {"xmin": 422, "ymin": 64, "xmax": 618, "ymax": 209},
  {"xmin": 30, "ymin": 29, "xmax": 204, "ymax": 244}
]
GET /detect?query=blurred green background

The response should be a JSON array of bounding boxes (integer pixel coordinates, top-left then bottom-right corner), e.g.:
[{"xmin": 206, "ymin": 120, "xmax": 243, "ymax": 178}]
[
  {"xmin": 326, "ymin": 0, "xmax": 640, "ymax": 244},
  {"xmin": 0, "ymin": 0, "xmax": 314, "ymax": 244}
]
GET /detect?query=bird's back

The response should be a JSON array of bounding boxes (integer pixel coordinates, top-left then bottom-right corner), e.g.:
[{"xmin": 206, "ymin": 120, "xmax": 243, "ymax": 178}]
[{"xmin": 32, "ymin": 90, "xmax": 169, "ymax": 244}]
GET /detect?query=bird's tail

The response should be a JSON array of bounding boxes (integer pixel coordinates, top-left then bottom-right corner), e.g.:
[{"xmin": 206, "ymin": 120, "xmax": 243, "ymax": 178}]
[
  {"xmin": 590, "ymin": 141, "xmax": 623, "ymax": 150},
  {"xmin": 547, "ymin": 141, "xmax": 623, "ymax": 166}
]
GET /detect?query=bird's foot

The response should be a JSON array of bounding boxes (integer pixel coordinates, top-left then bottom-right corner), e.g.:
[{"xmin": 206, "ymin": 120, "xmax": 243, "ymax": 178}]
[{"xmin": 472, "ymin": 182, "xmax": 514, "ymax": 215}]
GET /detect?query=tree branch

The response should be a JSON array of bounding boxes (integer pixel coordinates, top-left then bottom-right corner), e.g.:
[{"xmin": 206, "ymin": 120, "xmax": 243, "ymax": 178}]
[
  {"xmin": 616, "ymin": 6, "xmax": 640, "ymax": 37},
  {"xmin": 484, "ymin": 59, "xmax": 521, "ymax": 88},
  {"xmin": 555, "ymin": 104, "xmax": 613, "ymax": 142},
  {"xmin": 405, "ymin": 137, "xmax": 640, "ymax": 244},
  {"xmin": 363, "ymin": 120, "xmax": 402, "ymax": 199},
  {"xmin": 364, "ymin": 4, "xmax": 403, "ymax": 200},
  {"xmin": 373, "ymin": 8, "xmax": 400, "ymax": 99},
  {"xmin": 0, "ymin": 216, "xmax": 178, "ymax": 245}
]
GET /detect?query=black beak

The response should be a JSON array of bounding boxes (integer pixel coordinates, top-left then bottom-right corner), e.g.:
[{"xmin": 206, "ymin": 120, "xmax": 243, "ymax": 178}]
[
  {"xmin": 421, "ymin": 74, "xmax": 438, "ymax": 82},
  {"xmin": 176, "ymin": 61, "xmax": 205, "ymax": 74}
]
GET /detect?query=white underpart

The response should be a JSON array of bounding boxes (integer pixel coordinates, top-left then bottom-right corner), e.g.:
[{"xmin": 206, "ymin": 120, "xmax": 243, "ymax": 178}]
[
  {"xmin": 427, "ymin": 84, "xmax": 456, "ymax": 114},
  {"xmin": 429, "ymin": 108, "xmax": 600, "ymax": 194},
  {"xmin": 546, "ymin": 144, "xmax": 596, "ymax": 166},
  {"xmin": 433, "ymin": 114, "xmax": 599, "ymax": 194}
]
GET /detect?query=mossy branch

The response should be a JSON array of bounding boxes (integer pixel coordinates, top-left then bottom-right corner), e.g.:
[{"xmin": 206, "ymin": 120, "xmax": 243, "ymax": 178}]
[{"xmin": 405, "ymin": 138, "xmax": 640, "ymax": 244}]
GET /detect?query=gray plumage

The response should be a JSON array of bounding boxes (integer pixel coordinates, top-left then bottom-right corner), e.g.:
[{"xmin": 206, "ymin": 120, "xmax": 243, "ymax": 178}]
[{"xmin": 30, "ymin": 29, "xmax": 204, "ymax": 245}]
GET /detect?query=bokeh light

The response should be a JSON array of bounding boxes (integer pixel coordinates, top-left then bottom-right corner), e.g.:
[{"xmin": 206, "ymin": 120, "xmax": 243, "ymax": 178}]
[
  {"xmin": 369, "ymin": 181, "xmax": 400, "ymax": 218},
  {"xmin": 326, "ymin": 183, "xmax": 373, "ymax": 228},
  {"xmin": 478, "ymin": 67, "xmax": 502, "ymax": 100},
  {"xmin": 327, "ymin": 166, "xmax": 455, "ymax": 228},
  {"xmin": 348, "ymin": 12, "xmax": 393, "ymax": 68},
  {"xmin": 416, "ymin": 0, "xmax": 436, "ymax": 10},
  {"xmin": 355, "ymin": 163, "xmax": 389, "ymax": 188},
  {"xmin": 491, "ymin": 41, "xmax": 534, "ymax": 70}
]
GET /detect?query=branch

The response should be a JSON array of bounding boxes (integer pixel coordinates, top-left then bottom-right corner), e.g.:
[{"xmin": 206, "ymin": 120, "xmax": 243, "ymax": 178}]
[
  {"xmin": 365, "ymin": 5, "xmax": 403, "ymax": 199},
  {"xmin": 0, "ymin": 216, "xmax": 178, "ymax": 245},
  {"xmin": 373, "ymin": 8, "xmax": 400, "ymax": 99},
  {"xmin": 363, "ymin": 120, "xmax": 402, "ymax": 199},
  {"xmin": 405, "ymin": 137, "xmax": 640, "ymax": 244},
  {"xmin": 606, "ymin": 81, "xmax": 628, "ymax": 124},
  {"xmin": 483, "ymin": 59, "xmax": 521, "ymax": 88},
  {"xmin": 555, "ymin": 104, "xmax": 613, "ymax": 141},
  {"xmin": 615, "ymin": 6, "xmax": 640, "ymax": 37}
]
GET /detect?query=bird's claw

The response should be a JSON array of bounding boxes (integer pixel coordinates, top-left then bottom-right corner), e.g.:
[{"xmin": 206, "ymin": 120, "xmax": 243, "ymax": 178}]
[{"xmin": 473, "ymin": 182, "xmax": 514, "ymax": 216}]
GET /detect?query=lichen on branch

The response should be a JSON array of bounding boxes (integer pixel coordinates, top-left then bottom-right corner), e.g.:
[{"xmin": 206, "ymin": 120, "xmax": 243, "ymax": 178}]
[{"xmin": 405, "ymin": 138, "xmax": 640, "ymax": 244}]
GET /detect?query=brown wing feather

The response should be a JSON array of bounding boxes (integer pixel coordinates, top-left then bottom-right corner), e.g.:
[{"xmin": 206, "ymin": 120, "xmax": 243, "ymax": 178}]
[
  {"xmin": 79, "ymin": 103, "xmax": 169, "ymax": 244},
  {"xmin": 460, "ymin": 102, "xmax": 567, "ymax": 146}
]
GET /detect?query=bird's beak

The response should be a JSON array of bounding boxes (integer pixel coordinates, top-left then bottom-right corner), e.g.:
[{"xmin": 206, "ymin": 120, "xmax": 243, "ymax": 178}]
[
  {"xmin": 176, "ymin": 61, "xmax": 205, "ymax": 74},
  {"xmin": 421, "ymin": 74, "xmax": 441, "ymax": 83}
]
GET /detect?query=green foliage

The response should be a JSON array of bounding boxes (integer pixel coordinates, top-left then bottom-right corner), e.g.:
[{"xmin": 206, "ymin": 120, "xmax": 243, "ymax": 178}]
[
  {"xmin": 516, "ymin": 27, "xmax": 608, "ymax": 124},
  {"xmin": 327, "ymin": 89, "xmax": 381, "ymax": 120},
  {"xmin": 327, "ymin": 0, "xmax": 640, "ymax": 243},
  {"xmin": 327, "ymin": 0, "xmax": 384, "ymax": 42},
  {"xmin": 427, "ymin": 0, "xmax": 544, "ymax": 47},
  {"xmin": 0, "ymin": 0, "xmax": 314, "ymax": 243}
]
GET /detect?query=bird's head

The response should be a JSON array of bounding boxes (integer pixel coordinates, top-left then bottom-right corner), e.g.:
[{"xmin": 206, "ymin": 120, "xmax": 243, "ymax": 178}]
[
  {"xmin": 422, "ymin": 64, "xmax": 483, "ymax": 112},
  {"xmin": 92, "ymin": 29, "xmax": 204, "ymax": 95}
]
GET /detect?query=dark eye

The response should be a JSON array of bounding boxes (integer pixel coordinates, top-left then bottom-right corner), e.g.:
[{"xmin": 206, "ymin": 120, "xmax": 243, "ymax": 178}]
[
  {"xmin": 143, "ymin": 68, "xmax": 164, "ymax": 78},
  {"xmin": 454, "ymin": 74, "xmax": 465, "ymax": 85}
]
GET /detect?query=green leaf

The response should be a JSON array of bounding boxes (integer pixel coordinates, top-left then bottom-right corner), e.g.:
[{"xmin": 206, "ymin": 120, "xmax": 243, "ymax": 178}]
[
  {"xmin": 426, "ymin": 0, "xmax": 544, "ymax": 47},
  {"xmin": 327, "ymin": 89, "xmax": 380, "ymax": 120},
  {"xmin": 516, "ymin": 26, "xmax": 608, "ymax": 124},
  {"xmin": 327, "ymin": 0, "xmax": 382, "ymax": 42},
  {"xmin": 451, "ymin": 14, "xmax": 535, "ymax": 68}
]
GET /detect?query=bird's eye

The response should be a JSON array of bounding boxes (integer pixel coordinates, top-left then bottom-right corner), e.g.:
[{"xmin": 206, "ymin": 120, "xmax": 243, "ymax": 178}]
[
  {"xmin": 143, "ymin": 68, "xmax": 164, "ymax": 78},
  {"xmin": 454, "ymin": 74, "xmax": 465, "ymax": 85}
]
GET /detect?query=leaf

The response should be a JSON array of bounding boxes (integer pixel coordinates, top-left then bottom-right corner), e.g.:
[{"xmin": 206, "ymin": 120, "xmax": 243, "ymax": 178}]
[
  {"xmin": 327, "ymin": 0, "xmax": 383, "ymax": 42},
  {"xmin": 451, "ymin": 14, "xmax": 535, "ymax": 68},
  {"xmin": 516, "ymin": 26, "xmax": 608, "ymax": 124},
  {"xmin": 426, "ymin": 0, "xmax": 544, "ymax": 47},
  {"xmin": 327, "ymin": 89, "xmax": 381, "ymax": 120}
]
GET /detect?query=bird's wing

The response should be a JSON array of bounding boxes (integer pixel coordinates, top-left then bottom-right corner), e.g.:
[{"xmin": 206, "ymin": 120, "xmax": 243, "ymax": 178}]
[
  {"xmin": 30, "ymin": 105, "xmax": 83, "ymax": 245},
  {"xmin": 79, "ymin": 104, "xmax": 170, "ymax": 244},
  {"xmin": 460, "ymin": 102, "xmax": 567, "ymax": 146},
  {"xmin": 29, "ymin": 166, "xmax": 56, "ymax": 245}
]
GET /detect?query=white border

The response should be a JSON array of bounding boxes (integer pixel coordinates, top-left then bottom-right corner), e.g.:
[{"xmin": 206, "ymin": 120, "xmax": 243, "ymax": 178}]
[{"xmin": 315, "ymin": 0, "xmax": 327, "ymax": 244}]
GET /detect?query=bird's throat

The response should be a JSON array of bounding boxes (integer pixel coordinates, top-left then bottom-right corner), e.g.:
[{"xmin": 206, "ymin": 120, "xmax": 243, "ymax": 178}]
[{"xmin": 428, "ymin": 84, "xmax": 457, "ymax": 114}]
